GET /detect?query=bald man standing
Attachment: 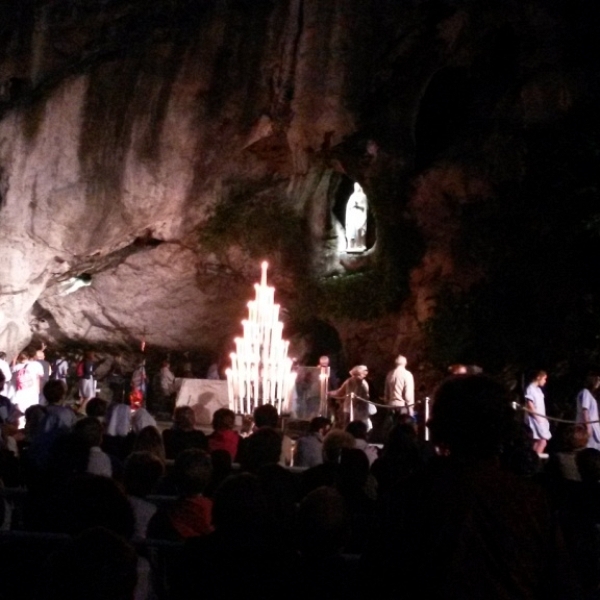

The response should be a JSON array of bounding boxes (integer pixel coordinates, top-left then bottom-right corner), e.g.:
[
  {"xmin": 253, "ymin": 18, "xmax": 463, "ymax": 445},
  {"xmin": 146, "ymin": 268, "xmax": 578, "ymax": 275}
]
[{"xmin": 385, "ymin": 355, "xmax": 415, "ymax": 416}]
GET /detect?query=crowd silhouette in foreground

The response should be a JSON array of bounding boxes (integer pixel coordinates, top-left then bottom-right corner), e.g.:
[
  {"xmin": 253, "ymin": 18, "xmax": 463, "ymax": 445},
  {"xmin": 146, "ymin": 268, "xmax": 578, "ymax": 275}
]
[{"xmin": 2, "ymin": 350, "xmax": 600, "ymax": 598}]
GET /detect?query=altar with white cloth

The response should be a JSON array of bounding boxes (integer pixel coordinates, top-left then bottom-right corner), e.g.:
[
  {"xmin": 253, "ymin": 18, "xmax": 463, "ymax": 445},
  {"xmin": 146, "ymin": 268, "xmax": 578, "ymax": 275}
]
[{"xmin": 174, "ymin": 378, "xmax": 229, "ymax": 427}]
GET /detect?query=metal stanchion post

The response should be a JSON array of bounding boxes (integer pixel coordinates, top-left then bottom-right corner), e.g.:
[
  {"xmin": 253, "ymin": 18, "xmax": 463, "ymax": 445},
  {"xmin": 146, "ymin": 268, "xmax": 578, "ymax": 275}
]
[{"xmin": 424, "ymin": 396, "xmax": 430, "ymax": 441}]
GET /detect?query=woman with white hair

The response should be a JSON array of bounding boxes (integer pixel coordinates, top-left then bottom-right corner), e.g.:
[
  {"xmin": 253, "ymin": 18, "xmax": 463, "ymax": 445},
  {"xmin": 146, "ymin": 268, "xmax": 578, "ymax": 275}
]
[{"xmin": 328, "ymin": 365, "xmax": 374, "ymax": 430}]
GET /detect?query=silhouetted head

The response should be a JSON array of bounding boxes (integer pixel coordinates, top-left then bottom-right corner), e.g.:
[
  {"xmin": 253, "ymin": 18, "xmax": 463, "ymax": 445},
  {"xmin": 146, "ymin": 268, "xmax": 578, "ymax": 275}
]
[
  {"xmin": 338, "ymin": 447, "xmax": 369, "ymax": 489},
  {"xmin": 322, "ymin": 430, "xmax": 355, "ymax": 463},
  {"xmin": 24, "ymin": 405, "xmax": 47, "ymax": 438},
  {"xmin": 73, "ymin": 417, "xmax": 103, "ymax": 448},
  {"xmin": 53, "ymin": 474, "xmax": 135, "ymax": 538},
  {"xmin": 428, "ymin": 375, "xmax": 515, "ymax": 459},
  {"xmin": 298, "ymin": 486, "xmax": 350, "ymax": 558},
  {"xmin": 173, "ymin": 448, "xmax": 212, "ymax": 496},
  {"xmin": 554, "ymin": 423, "xmax": 589, "ymax": 452},
  {"xmin": 309, "ymin": 416, "xmax": 331, "ymax": 435},
  {"xmin": 212, "ymin": 408, "xmax": 235, "ymax": 431},
  {"xmin": 44, "ymin": 527, "xmax": 137, "ymax": 600},
  {"xmin": 241, "ymin": 427, "xmax": 282, "ymax": 472},
  {"xmin": 133, "ymin": 426, "xmax": 165, "ymax": 462},
  {"xmin": 576, "ymin": 448, "xmax": 600, "ymax": 483},
  {"xmin": 85, "ymin": 397, "xmax": 108, "ymax": 419},
  {"xmin": 43, "ymin": 380, "xmax": 66, "ymax": 405},
  {"xmin": 124, "ymin": 451, "xmax": 165, "ymax": 498},
  {"xmin": 212, "ymin": 473, "xmax": 268, "ymax": 534},
  {"xmin": 253, "ymin": 403, "xmax": 279, "ymax": 428},
  {"xmin": 345, "ymin": 420, "xmax": 368, "ymax": 441}
]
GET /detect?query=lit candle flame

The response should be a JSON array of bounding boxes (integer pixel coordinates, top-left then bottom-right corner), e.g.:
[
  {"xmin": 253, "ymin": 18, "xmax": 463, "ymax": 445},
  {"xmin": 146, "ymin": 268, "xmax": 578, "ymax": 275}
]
[{"xmin": 227, "ymin": 261, "xmax": 293, "ymax": 414}]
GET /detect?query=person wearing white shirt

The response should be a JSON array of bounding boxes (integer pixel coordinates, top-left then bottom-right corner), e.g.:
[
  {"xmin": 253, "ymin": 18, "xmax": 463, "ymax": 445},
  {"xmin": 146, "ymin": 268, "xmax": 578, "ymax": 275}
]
[
  {"xmin": 525, "ymin": 370, "xmax": 551, "ymax": 455},
  {"xmin": 0, "ymin": 352, "xmax": 11, "ymax": 384},
  {"xmin": 384, "ymin": 355, "xmax": 415, "ymax": 416},
  {"xmin": 11, "ymin": 350, "xmax": 44, "ymax": 418},
  {"xmin": 576, "ymin": 374, "xmax": 600, "ymax": 450}
]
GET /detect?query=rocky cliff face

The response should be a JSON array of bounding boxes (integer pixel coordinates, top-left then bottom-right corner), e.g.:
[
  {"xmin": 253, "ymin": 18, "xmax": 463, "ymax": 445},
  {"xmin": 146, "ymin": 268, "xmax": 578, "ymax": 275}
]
[{"xmin": 1, "ymin": 0, "xmax": 598, "ymax": 377}]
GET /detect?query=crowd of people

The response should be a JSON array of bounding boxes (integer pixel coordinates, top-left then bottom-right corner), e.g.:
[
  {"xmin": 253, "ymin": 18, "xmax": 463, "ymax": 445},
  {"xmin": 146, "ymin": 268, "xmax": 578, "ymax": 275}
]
[{"xmin": 2, "ymin": 345, "xmax": 600, "ymax": 598}]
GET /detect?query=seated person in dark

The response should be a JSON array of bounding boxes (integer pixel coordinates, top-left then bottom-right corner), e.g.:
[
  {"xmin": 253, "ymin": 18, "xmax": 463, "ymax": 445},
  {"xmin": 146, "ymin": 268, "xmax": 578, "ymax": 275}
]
[
  {"xmin": 365, "ymin": 375, "xmax": 580, "ymax": 600},
  {"xmin": 299, "ymin": 429, "xmax": 355, "ymax": 499},
  {"xmin": 295, "ymin": 486, "xmax": 359, "ymax": 598},
  {"xmin": 294, "ymin": 416, "xmax": 331, "ymax": 468},
  {"xmin": 207, "ymin": 408, "xmax": 240, "ymax": 460},
  {"xmin": 238, "ymin": 427, "xmax": 282, "ymax": 473},
  {"xmin": 162, "ymin": 406, "xmax": 207, "ymax": 460},
  {"xmin": 147, "ymin": 448, "xmax": 213, "ymax": 541},
  {"xmin": 237, "ymin": 403, "xmax": 292, "ymax": 465},
  {"xmin": 175, "ymin": 473, "xmax": 296, "ymax": 600}
]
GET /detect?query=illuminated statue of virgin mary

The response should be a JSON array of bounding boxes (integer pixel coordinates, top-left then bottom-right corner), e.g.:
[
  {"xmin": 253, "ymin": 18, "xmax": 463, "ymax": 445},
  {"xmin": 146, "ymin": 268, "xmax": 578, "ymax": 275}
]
[{"xmin": 345, "ymin": 183, "xmax": 367, "ymax": 252}]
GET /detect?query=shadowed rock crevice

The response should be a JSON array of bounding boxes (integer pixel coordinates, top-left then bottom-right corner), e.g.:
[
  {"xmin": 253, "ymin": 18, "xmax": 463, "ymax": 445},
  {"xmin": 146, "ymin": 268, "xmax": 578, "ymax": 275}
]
[{"xmin": 43, "ymin": 233, "xmax": 167, "ymax": 295}]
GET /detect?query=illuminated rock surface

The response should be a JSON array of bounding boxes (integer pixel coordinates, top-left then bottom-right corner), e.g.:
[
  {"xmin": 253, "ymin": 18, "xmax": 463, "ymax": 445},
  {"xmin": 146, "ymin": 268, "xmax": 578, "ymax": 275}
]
[{"xmin": 1, "ymin": 1, "xmax": 598, "ymax": 376}]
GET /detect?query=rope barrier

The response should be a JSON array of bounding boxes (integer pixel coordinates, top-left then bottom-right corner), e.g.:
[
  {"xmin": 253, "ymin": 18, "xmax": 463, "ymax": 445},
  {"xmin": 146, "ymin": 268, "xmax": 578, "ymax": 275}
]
[
  {"xmin": 334, "ymin": 392, "xmax": 600, "ymax": 427},
  {"xmin": 339, "ymin": 393, "xmax": 417, "ymax": 410},
  {"xmin": 513, "ymin": 402, "xmax": 600, "ymax": 425},
  {"xmin": 345, "ymin": 394, "xmax": 600, "ymax": 426}
]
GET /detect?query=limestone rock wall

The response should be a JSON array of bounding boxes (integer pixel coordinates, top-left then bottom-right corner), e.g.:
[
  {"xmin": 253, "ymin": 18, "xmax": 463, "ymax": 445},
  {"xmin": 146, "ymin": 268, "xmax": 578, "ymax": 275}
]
[
  {"xmin": 0, "ymin": 0, "xmax": 595, "ymax": 379},
  {"xmin": 0, "ymin": 0, "xmax": 366, "ymax": 354}
]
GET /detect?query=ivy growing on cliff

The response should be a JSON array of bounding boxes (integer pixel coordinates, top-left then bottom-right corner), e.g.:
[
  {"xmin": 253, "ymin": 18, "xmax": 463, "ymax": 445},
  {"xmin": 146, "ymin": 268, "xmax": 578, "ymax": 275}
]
[
  {"xmin": 198, "ymin": 181, "xmax": 413, "ymax": 323},
  {"xmin": 294, "ymin": 268, "xmax": 404, "ymax": 321},
  {"xmin": 198, "ymin": 185, "xmax": 309, "ymax": 273}
]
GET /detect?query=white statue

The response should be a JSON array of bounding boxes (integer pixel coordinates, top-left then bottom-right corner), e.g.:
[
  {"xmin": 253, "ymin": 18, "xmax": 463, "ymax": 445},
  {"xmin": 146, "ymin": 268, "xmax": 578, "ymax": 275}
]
[
  {"xmin": 345, "ymin": 182, "xmax": 368, "ymax": 252},
  {"xmin": 58, "ymin": 274, "xmax": 92, "ymax": 296}
]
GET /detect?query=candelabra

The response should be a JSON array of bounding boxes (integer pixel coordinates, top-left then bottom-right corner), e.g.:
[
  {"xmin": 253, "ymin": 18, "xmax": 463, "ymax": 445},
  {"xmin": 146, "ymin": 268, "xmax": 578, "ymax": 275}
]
[{"xmin": 226, "ymin": 262, "xmax": 296, "ymax": 414}]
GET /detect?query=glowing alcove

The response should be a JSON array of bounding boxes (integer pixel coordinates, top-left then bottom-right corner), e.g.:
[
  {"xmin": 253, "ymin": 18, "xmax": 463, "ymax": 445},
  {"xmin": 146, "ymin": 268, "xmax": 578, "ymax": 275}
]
[{"xmin": 333, "ymin": 176, "xmax": 375, "ymax": 254}]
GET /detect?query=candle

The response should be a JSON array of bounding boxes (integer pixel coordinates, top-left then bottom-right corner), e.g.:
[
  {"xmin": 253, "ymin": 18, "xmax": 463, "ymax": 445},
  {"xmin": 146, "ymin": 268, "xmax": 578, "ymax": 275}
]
[
  {"xmin": 226, "ymin": 368, "xmax": 234, "ymax": 411},
  {"xmin": 227, "ymin": 261, "xmax": 296, "ymax": 415},
  {"xmin": 319, "ymin": 366, "xmax": 330, "ymax": 416},
  {"xmin": 264, "ymin": 359, "xmax": 273, "ymax": 402},
  {"xmin": 261, "ymin": 261, "xmax": 268, "ymax": 287},
  {"xmin": 253, "ymin": 362, "xmax": 259, "ymax": 405},
  {"xmin": 238, "ymin": 358, "xmax": 244, "ymax": 414},
  {"xmin": 248, "ymin": 356, "xmax": 254, "ymax": 412},
  {"xmin": 230, "ymin": 352, "xmax": 239, "ymax": 413}
]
